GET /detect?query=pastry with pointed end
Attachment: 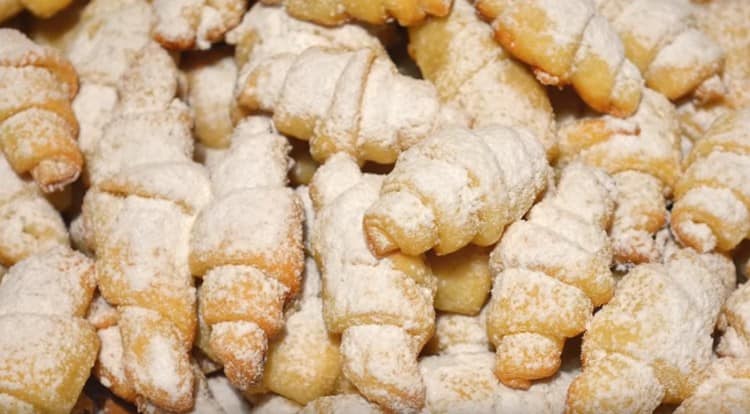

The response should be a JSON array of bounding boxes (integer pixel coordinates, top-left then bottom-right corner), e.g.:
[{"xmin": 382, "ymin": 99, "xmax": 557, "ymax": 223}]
[
  {"xmin": 558, "ymin": 89, "xmax": 682, "ymax": 265},
  {"xmin": 671, "ymin": 108, "xmax": 750, "ymax": 253},
  {"xmin": 310, "ymin": 154, "xmax": 437, "ymax": 413},
  {"xmin": 487, "ymin": 163, "xmax": 616, "ymax": 389},
  {"xmin": 259, "ymin": 188, "xmax": 341, "ymax": 405},
  {"xmin": 0, "ymin": 28, "xmax": 82, "ymax": 192},
  {"xmin": 596, "ymin": 0, "xmax": 724, "ymax": 101},
  {"xmin": 678, "ymin": 0, "xmax": 750, "ymax": 142},
  {"xmin": 190, "ymin": 116, "xmax": 304, "ymax": 392},
  {"xmin": 151, "ymin": 0, "xmax": 247, "ymax": 50},
  {"xmin": 408, "ymin": 0, "xmax": 557, "ymax": 159},
  {"xmin": 0, "ymin": 246, "xmax": 98, "ymax": 414},
  {"xmin": 421, "ymin": 308, "xmax": 578, "ymax": 414},
  {"xmin": 0, "ymin": 153, "xmax": 68, "ymax": 269},
  {"xmin": 261, "ymin": 0, "xmax": 452, "ymax": 27},
  {"xmin": 231, "ymin": 2, "xmax": 464, "ymax": 165},
  {"xmin": 363, "ymin": 125, "xmax": 550, "ymax": 257},
  {"xmin": 62, "ymin": 0, "xmax": 153, "ymax": 195},
  {"xmin": 566, "ymin": 246, "xmax": 736, "ymax": 413},
  {"xmin": 82, "ymin": 43, "xmax": 210, "ymax": 412},
  {"xmin": 262, "ymin": 258, "xmax": 341, "ymax": 405},
  {"xmin": 475, "ymin": 0, "xmax": 643, "ymax": 117}
]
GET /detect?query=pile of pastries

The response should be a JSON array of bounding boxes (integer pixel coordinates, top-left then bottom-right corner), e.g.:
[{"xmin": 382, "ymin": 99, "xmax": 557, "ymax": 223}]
[{"xmin": 1, "ymin": 0, "xmax": 749, "ymax": 413}]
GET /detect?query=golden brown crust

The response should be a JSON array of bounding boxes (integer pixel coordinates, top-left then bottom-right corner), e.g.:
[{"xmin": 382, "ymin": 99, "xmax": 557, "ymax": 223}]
[
  {"xmin": 476, "ymin": 0, "xmax": 643, "ymax": 117},
  {"xmin": 0, "ymin": 28, "xmax": 83, "ymax": 192}
]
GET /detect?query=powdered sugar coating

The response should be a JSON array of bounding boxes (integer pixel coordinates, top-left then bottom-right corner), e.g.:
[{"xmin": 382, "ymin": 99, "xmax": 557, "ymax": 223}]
[
  {"xmin": 559, "ymin": 89, "xmax": 681, "ymax": 265},
  {"xmin": 0, "ymin": 154, "xmax": 68, "ymax": 267},
  {"xmin": 310, "ymin": 155, "xmax": 436, "ymax": 412},
  {"xmin": 569, "ymin": 247, "xmax": 735, "ymax": 411},
  {"xmin": 420, "ymin": 350, "xmax": 577, "ymax": 414},
  {"xmin": 301, "ymin": 394, "xmax": 383, "ymax": 414},
  {"xmin": 672, "ymin": 108, "xmax": 750, "ymax": 252},
  {"xmin": 0, "ymin": 247, "xmax": 98, "ymax": 413},
  {"xmin": 476, "ymin": 0, "xmax": 644, "ymax": 117},
  {"xmin": 184, "ymin": 49, "xmax": 237, "ymax": 148},
  {"xmin": 232, "ymin": 2, "xmax": 458, "ymax": 165},
  {"xmin": 718, "ymin": 282, "xmax": 750, "ymax": 359},
  {"xmin": 596, "ymin": 0, "xmax": 724, "ymax": 100},
  {"xmin": 152, "ymin": 0, "xmax": 247, "ymax": 50},
  {"xmin": 0, "ymin": 28, "xmax": 82, "ymax": 192},
  {"xmin": 408, "ymin": 0, "xmax": 557, "ymax": 159},
  {"xmin": 189, "ymin": 115, "xmax": 304, "ymax": 392},
  {"xmin": 80, "ymin": 43, "xmax": 206, "ymax": 411},
  {"xmin": 364, "ymin": 125, "xmax": 550, "ymax": 257},
  {"xmin": 487, "ymin": 163, "xmax": 615, "ymax": 388}
]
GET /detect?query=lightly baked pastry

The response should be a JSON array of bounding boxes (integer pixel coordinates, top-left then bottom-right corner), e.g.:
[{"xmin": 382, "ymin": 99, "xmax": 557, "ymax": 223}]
[
  {"xmin": 558, "ymin": 89, "xmax": 682, "ymax": 265},
  {"xmin": 420, "ymin": 308, "xmax": 579, "ymax": 414},
  {"xmin": 487, "ymin": 163, "xmax": 616, "ymax": 389},
  {"xmin": 0, "ymin": 246, "xmax": 98, "ymax": 414},
  {"xmin": 363, "ymin": 125, "xmax": 549, "ymax": 257},
  {"xmin": 82, "ymin": 43, "xmax": 210, "ymax": 412},
  {"xmin": 596, "ymin": 0, "xmax": 724, "ymax": 101},
  {"xmin": 190, "ymin": 116, "xmax": 304, "ymax": 392},
  {"xmin": 310, "ymin": 154, "xmax": 437, "ymax": 413},
  {"xmin": 566, "ymin": 245, "xmax": 736, "ymax": 413},
  {"xmin": 0, "ymin": 0, "xmax": 74, "ymax": 22},
  {"xmin": 230, "ymin": 2, "xmax": 465, "ymax": 165},
  {"xmin": 260, "ymin": 0, "xmax": 452, "ymax": 26},
  {"xmin": 475, "ymin": 0, "xmax": 643, "ymax": 117},
  {"xmin": 0, "ymin": 153, "xmax": 68, "ymax": 269},
  {"xmin": 61, "ymin": 0, "xmax": 153, "ymax": 193},
  {"xmin": 151, "ymin": 0, "xmax": 247, "ymax": 50},
  {"xmin": 673, "ymin": 358, "xmax": 750, "ymax": 414},
  {"xmin": 0, "ymin": 28, "xmax": 83, "ymax": 192},
  {"xmin": 671, "ymin": 108, "xmax": 750, "ymax": 253},
  {"xmin": 183, "ymin": 48, "xmax": 237, "ymax": 149},
  {"xmin": 408, "ymin": 0, "xmax": 557, "ymax": 159},
  {"xmin": 256, "ymin": 187, "xmax": 342, "ymax": 405},
  {"xmin": 717, "ymin": 281, "xmax": 750, "ymax": 359},
  {"xmin": 677, "ymin": 0, "xmax": 750, "ymax": 141}
]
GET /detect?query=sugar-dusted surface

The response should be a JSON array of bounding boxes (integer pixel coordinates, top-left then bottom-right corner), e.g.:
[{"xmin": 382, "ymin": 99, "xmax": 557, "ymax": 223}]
[
  {"xmin": 487, "ymin": 163, "xmax": 615, "ymax": 388},
  {"xmin": 190, "ymin": 113, "xmax": 304, "ymax": 393},
  {"xmin": 364, "ymin": 125, "xmax": 549, "ymax": 257},
  {"xmin": 311, "ymin": 155, "xmax": 436, "ymax": 412},
  {"xmin": 184, "ymin": 49, "xmax": 237, "ymax": 148},
  {"xmin": 232, "ymin": 2, "xmax": 456, "ymax": 165},
  {"xmin": 300, "ymin": 394, "xmax": 383, "ymax": 414},
  {"xmin": 558, "ymin": 88, "xmax": 681, "ymax": 265},
  {"xmin": 0, "ymin": 247, "xmax": 98, "ymax": 413},
  {"xmin": 0, "ymin": 155, "xmax": 68, "ymax": 267},
  {"xmin": 569, "ymin": 247, "xmax": 736, "ymax": 411},
  {"xmin": 596, "ymin": 0, "xmax": 724, "ymax": 100},
  {"xmin": 476, "ymin": 0, "xmax": 643, "ymax": 117},
  {"xmin": 672, "ymin": 108, "xmax": 750, "ymax": 252},
  {"xmin": 0, "ymin": 29, "xmax": 82, "ymax": 192},
  {"xmin": 151, "ymin": 0, "xmax": 246, "ymax": 50},
  {"xmin": 80, "ymin": 43, "xmax": 205, "ymax": 411},
  {"xmin": 409, "ymin": 0, "xmax": 557, "ymax": 158}
]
